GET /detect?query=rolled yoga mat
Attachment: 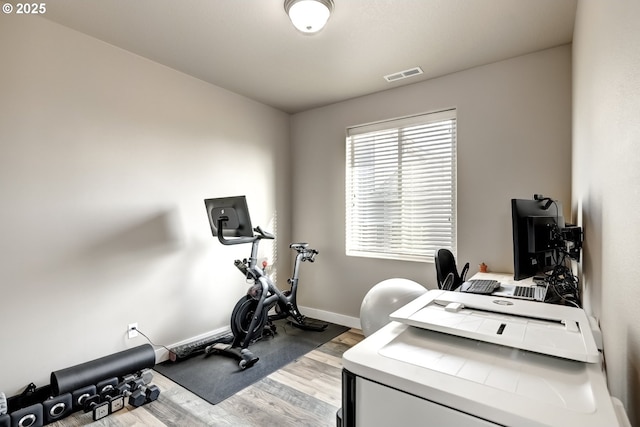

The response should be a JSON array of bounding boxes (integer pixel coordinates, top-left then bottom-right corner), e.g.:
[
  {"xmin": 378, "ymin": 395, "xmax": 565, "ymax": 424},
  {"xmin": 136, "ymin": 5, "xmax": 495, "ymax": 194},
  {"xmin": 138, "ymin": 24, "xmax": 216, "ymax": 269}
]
[{"xmin": 51, "ymin": 344, "xmax": 155, "ymax": 395}]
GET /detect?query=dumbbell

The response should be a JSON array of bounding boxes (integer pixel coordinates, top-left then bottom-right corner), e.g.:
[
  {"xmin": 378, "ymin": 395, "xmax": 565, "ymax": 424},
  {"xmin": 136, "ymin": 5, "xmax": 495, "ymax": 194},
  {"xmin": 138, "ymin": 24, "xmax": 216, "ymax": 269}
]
[
  {"xmin": 96, "ymin": 378, "xmax": 118, "ymax": 396},
  {"xmin": 111, "ymin": 376, "xmax": 159, "ymax": 408},
  {"xmin": 82, "ymin": 394, "xmax": 110, "ymax": 421},
  {"xmin": 127, "ymin": 370, "xmax": 160, "ymax": 407},
  {"xmin": 94, "ymin": 375, "xmax": 138, "ymax": 413},
  {"xmin": 98, "ymin": 387, "xmax": 125, "ymax": 416},
  {"xmin": 124, "ymin": 378, "xmax": 160, "ymax": 407},
  {"xmin": 71, "ymin": 385, "xmax": 97, "ymax": 412},
  {"xmin": 128, "ymin": 383, "xmax": 160, "ymax": 407},
  {"xmin": 42, "ymin": 393, "xmax": 72, "ymax": 424},
  {"xmin": 94, "ymin": 377, "xmax": 126, "ymax": 415},
  {"xmin": 137, "ymin": 369, "xmax": 153, "ymax": 385},
  {"xmin": 10, "ymin": 403, "xmax": 43, "ymax": 427},
  {"xmin": 0, "ymin": 392, "xmax": 8, "ymax": 427}
]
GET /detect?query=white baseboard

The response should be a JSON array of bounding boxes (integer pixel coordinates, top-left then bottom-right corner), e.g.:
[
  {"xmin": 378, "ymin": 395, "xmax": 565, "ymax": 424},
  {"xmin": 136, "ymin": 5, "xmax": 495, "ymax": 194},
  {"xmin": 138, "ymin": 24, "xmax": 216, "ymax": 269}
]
[
  {"xmin": 154, "ymin": 308, "xmax": 360, "ymax": 363},
  {"xmin": 299, "ymin": 305, "xmax": 361, "ymax": 330},
  {"xmin": 155, "ymin": 325, "xmax": 231, "ymax": 363}
]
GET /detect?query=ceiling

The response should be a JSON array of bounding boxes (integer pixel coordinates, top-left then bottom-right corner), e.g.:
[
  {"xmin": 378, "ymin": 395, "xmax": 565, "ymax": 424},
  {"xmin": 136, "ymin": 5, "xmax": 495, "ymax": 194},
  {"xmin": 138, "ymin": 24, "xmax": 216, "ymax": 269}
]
[{"xmin": 43, "ymin": 0, "xmax": 577, "ymax": 114}]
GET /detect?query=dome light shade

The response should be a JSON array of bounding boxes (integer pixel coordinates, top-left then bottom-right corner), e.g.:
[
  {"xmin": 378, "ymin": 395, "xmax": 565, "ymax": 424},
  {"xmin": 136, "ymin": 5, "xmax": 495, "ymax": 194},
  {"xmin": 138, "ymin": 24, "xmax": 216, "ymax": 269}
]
[{"xmin": 284, "ymin": 0, "xmax": 334, "ymax": 34}]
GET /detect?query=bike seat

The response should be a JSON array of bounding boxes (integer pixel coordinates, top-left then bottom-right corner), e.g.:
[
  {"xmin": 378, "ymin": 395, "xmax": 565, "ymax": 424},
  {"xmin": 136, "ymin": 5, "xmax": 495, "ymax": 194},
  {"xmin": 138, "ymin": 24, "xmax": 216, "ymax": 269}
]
[{"xmin": 290, "ymin": 243, "xmax": 308, "ymax": 250}]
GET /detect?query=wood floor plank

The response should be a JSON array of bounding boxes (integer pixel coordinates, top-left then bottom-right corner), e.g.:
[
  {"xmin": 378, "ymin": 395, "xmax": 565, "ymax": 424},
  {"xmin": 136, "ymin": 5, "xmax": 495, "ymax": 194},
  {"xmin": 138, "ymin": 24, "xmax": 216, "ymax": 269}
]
[
  {"xmin": 268, "ymin": 369, "xmax": 341, "ymax": 407},
  {"xmin": 143, "ymin": 392, "xmax": 216, "ymax": 426},
  {"xmin": 253, "ymin": 377, "xmax": 337, "ymax": 422},
  {"xmin": 315, "ymin": 339, "xmax": 354, "ymax": 359},
  {"xmin": 332, "ymin": 329, "xmax": 364, "ymax": 347},
  {"xmin": 228, "ymin": 383, "xmax": 333, "ymax": 427},
  {"xmin": 304, "ymin": 347, "xmax": 344, "ymax": 369},
  {"xmin": 272, "ymin": 357, "xmax": 343, "ymax": 405}
]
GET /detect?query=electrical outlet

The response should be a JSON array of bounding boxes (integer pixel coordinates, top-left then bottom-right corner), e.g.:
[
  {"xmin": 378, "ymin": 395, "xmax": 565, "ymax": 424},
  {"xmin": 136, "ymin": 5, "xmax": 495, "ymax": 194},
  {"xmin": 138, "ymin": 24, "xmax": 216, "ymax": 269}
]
[{"xmin": 127, "ymin": 323, "xmax": 138, "ymax": 339}]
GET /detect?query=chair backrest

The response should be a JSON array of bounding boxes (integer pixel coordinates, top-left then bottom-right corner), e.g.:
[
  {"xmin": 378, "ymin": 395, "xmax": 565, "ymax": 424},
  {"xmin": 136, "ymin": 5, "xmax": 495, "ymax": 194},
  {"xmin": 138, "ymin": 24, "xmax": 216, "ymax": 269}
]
[
  {"xmin": 434, "ymin": 248, "xmax": 469, "ymax": 290},
  {"xmin": 441, "ymin": 272, "xmax": 455, "ymax": 292}
]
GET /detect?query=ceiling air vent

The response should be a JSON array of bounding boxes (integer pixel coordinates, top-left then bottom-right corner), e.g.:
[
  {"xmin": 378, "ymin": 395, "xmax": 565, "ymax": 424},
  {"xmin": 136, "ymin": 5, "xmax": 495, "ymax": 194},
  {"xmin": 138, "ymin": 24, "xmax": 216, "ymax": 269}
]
[{"xmin": 384, "ymin": 66, "xmax": 423, "ymax": 82}]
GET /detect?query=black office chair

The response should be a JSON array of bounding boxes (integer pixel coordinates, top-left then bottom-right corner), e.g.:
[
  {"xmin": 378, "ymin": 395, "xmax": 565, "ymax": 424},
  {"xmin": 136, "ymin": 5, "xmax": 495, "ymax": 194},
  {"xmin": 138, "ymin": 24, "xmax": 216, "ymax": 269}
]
[{"xmin": 434, "ymin": 248, "xmax": 469, "ymax": 291}]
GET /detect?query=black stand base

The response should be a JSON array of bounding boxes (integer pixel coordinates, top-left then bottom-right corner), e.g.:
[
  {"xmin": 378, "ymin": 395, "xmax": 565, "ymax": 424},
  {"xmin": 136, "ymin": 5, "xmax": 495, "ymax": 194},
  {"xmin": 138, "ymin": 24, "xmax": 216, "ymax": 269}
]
[
  {"xmin": 269, "ymin": 311, "xmax": 329, "ymax": 332},
  {"xmin": 204, "ymin": 343, "xmax": 259, "ymax": 370},
  {"xmin": 290, "ymin": 319, "xmax": 329, "ymax": 332}
]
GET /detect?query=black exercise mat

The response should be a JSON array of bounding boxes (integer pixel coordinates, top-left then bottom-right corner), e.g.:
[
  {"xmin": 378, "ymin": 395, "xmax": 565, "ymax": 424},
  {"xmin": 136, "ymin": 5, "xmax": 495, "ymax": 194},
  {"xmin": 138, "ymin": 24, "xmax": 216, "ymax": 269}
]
[{"xmin": 154, "ymin": 319, "xmax": 349, "ymax": 405}]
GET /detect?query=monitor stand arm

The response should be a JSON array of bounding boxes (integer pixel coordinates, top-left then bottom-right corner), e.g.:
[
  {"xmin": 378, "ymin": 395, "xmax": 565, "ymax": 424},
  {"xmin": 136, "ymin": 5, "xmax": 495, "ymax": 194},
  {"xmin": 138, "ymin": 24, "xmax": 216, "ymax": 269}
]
[{"xmin": 216, "ymin": 217, "xmax": 258, "ymax": 246}]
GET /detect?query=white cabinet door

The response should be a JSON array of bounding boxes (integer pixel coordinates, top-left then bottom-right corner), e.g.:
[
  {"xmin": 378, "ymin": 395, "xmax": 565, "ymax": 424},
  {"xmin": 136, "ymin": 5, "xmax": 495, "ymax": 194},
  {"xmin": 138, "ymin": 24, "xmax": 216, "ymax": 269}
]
[{"xmin": 356, "ymin": 377, "xmax": 499, "ymax": 427}]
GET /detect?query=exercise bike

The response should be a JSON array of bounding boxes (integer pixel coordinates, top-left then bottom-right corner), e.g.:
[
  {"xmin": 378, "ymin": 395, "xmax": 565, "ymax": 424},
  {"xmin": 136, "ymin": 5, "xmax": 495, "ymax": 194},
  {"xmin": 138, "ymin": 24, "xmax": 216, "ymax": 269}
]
[{"xmin": 205, "ymin": 214, "xmax": 327, "ymax": 369}]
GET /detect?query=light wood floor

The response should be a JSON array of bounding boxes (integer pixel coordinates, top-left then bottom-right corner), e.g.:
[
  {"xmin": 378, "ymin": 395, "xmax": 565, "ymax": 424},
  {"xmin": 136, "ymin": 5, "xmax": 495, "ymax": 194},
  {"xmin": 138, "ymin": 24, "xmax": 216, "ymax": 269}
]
[{"xmin": 49, "ymin": 329, "xmax": 363, "ymax": 427}]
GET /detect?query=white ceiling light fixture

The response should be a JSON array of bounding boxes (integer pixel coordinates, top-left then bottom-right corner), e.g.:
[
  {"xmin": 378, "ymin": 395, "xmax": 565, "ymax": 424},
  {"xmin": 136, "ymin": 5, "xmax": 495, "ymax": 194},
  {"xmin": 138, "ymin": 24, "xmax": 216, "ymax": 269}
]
[{"xmin": 284, "ymin": 0, "xmax": 334, "ymax": 34}]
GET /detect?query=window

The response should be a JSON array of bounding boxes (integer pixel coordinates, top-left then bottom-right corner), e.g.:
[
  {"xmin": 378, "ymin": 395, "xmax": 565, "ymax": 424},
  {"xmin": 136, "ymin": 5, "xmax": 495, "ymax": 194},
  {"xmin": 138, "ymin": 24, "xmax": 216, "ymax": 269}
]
[{"xmin": 345, "ymin": 109, "xmax": 457, "ymax": 262}]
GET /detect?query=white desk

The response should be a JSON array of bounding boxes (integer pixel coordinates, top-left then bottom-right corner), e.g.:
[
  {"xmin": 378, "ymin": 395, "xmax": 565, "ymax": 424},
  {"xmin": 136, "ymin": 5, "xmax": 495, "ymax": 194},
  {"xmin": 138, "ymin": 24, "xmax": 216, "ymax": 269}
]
[
  {"xmin": 339, "ymin": 288, "xmax": 627, "ymax": 427},
  {"xmin": 340, "ymin": 312, "xmax": 621, "ymax": 426}
]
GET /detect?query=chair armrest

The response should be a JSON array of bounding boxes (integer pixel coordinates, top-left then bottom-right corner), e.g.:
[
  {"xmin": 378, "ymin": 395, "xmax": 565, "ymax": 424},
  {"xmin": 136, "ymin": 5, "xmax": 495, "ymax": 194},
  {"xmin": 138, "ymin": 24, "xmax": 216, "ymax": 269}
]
[{"xmin": 460, "ymin": 262, "xmax": 470, "ymax": 282}]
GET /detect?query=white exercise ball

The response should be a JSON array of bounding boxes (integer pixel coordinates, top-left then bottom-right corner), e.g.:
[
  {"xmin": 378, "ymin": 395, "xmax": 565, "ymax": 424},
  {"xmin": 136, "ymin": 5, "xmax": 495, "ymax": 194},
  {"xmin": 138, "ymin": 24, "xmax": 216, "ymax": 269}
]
[{"xmin": 360, "ymin": 278, "xmax": 426, "ymax": 337}]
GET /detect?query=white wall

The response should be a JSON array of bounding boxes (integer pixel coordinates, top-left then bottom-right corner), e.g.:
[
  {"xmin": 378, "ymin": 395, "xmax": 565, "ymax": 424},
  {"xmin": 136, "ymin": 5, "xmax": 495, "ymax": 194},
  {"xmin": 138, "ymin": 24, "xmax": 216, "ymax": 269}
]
[
  {"xmin": 572, "ymin": 1, "xmax": 640, "ymax": 423},
  {"xmin": 0, "ymin": 16, "xmax": 290, "ymax": 394},
  {"xmin": 291, "ymin": 46, "xmax": 573, "ymax": 322}
]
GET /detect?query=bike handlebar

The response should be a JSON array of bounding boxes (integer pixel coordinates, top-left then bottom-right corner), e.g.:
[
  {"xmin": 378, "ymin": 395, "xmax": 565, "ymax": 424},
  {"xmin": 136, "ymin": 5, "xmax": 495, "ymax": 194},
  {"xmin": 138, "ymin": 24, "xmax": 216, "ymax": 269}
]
[
  {"xmin": 254, "ymin": 226, "xmax": 275, "ymax": 240},
  {"xmin": 216, "ymin": 218, "xmax": 275, "ymax": 246}
]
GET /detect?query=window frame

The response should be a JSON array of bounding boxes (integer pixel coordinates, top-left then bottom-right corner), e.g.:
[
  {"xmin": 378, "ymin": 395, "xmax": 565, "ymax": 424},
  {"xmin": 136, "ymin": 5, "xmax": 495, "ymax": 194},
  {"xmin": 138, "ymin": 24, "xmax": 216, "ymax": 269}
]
[{"xmin": 345, "ymin": 109, "xmax": 458, "ymax": 263}]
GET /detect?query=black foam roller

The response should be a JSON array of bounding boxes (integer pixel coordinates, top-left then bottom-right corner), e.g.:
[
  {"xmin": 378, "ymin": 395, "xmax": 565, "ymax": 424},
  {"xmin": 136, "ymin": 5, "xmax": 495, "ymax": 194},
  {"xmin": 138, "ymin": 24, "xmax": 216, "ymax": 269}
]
[{"xmin": 50, "ymin": 344, "xmax": 155, "ymax": 395}]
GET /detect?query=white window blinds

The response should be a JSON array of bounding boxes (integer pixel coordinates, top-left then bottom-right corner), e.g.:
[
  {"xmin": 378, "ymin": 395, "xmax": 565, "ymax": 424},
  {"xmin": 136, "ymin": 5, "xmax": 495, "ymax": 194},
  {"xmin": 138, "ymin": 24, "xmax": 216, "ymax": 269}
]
[{"xmin": 345, "ymin": 109, "xmax": 457, "ymax": 262}]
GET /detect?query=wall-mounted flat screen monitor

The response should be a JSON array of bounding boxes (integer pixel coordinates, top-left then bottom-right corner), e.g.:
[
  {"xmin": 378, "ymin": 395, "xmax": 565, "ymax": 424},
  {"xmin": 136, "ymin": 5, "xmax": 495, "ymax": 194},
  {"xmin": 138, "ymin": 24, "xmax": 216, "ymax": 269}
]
[
  {"xmin": 511, "ymin": 198, "xmax": 564, "ymax": 281},
  {"xmin": 204, "ymin": 195, "xmax": 254, "ymax": 238}
]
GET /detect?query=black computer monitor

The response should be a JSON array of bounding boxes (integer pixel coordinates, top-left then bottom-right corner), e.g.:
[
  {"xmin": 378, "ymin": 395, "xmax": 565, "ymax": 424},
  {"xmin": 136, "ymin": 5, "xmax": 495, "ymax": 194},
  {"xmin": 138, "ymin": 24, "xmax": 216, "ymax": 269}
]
[
  {"xmin": 204, "ymin": 195, "xmax": 254, "ymax": 238},
  {"xmin": 511, "ymin": 197, "xmax": 565, "ymax": 281}
]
